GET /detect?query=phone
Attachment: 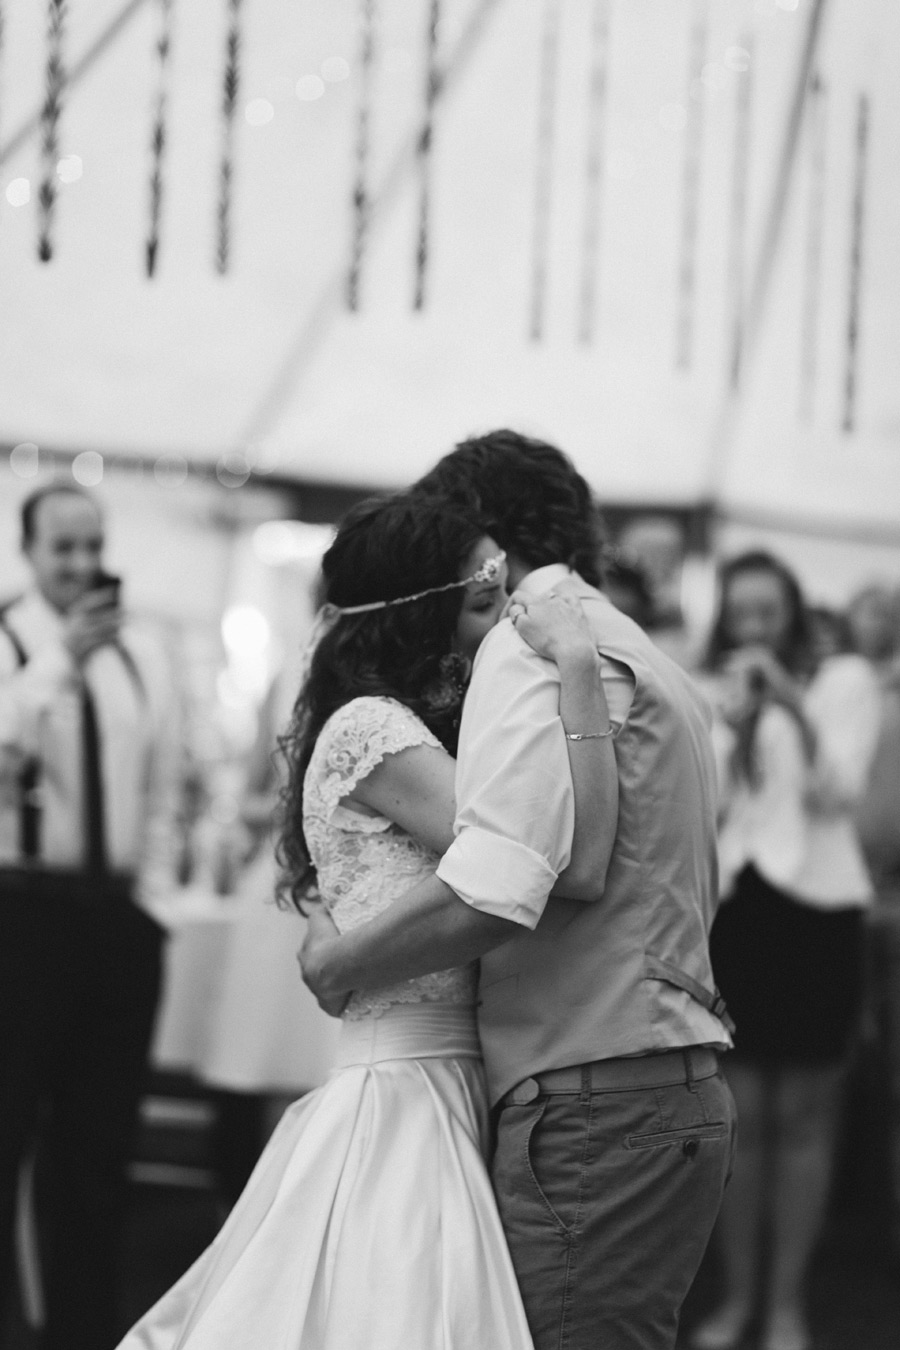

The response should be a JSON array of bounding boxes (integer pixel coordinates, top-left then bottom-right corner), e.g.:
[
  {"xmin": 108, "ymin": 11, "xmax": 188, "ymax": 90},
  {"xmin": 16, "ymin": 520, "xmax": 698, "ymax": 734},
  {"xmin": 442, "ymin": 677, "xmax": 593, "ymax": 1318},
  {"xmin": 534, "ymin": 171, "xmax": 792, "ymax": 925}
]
[{"xmin": 88, "ymin": 571, "xmax": 122, "ymax": 606}]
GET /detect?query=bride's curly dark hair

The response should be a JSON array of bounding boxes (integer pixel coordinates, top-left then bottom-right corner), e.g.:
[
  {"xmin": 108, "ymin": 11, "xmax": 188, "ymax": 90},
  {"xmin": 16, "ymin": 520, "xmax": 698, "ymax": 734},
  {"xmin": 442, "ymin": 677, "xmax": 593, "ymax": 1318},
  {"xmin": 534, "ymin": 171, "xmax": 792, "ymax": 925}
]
[{"xmin": 277, "ymin": 492, "xmax": 487, "ymax": 910}]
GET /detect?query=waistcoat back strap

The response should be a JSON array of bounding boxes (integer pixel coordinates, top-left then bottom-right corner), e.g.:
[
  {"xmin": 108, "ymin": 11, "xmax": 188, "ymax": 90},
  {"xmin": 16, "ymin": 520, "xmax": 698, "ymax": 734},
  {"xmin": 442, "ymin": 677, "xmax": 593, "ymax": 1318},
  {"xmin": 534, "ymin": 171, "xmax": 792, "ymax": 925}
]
[{"xmin": 645, "ymin": 953, "xmax": 736, "ymax": 1035}]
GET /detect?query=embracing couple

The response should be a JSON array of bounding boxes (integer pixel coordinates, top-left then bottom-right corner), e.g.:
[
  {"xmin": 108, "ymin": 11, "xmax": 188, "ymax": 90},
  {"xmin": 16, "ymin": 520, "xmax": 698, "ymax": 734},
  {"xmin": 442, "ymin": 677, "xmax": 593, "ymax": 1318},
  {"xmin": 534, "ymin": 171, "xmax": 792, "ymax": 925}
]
[{"xmin": 119, "ymin": 431, "xmax": 736, "ymax": 1350}]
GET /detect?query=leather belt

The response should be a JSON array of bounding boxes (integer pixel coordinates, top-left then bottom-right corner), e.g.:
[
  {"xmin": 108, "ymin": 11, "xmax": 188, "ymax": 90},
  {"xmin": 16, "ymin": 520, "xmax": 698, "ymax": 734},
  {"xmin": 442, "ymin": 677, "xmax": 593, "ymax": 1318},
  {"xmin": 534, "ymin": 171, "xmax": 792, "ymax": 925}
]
[{"xmin": 500, "ymin": 1046, "xmax": 721, "ymax": 1107}]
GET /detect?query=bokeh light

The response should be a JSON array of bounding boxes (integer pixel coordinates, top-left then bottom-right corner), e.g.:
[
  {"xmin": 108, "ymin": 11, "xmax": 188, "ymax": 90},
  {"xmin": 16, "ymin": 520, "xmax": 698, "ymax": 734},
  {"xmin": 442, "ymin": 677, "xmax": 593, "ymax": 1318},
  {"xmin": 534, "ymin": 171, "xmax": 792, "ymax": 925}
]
[
  {"xmin": 245, "ymin": 99, "xmax": 275, "ymax": 126},
  {"xmin": 253, "ymin": 520, "xmax": 335, "ymax": 566},
  {"xmin": 222, "ymin": 604, "xmax": 270, "ymax": 656},
  {"xmin": 72, "ymin": 451, "xmax": 104, "ymax": 486},
  {"xmin": 10, "ymin": 443, "xmax": 40, "ymax": 478},
  {"xmin": 56, "ymin": 155, "xmax": 83, "ymax": 183},
  {"xmin": 5, "ymin": 178, "xmax": 30, "ymax": 207},
  {"xmin": 216, "ymin": 453, "xmax": 251, "ymax": 488}
]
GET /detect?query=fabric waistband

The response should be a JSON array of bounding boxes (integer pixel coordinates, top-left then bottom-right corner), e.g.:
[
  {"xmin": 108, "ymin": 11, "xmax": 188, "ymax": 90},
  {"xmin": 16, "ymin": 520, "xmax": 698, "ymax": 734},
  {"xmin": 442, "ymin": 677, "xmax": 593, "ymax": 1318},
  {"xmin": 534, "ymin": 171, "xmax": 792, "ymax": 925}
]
[
  {"xmin": 334, "ymin": 1002, "xmax": 482, "ymax": 1068},
  {"xmin": 500, "ymin": 1046, "xmax": 721, "ymax": 1106}
]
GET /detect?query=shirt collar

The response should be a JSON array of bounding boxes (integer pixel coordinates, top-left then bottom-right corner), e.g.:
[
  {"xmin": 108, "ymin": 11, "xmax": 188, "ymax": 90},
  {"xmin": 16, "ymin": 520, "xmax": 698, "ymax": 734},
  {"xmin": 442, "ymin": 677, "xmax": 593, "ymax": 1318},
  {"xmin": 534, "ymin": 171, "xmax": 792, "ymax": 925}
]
[
  {"xmin": 516, "ymin": 564, "xmax": 575, "ymax": 598},
  {"xmin": 16, "ymin": 586, "xmax": 65, "ymax": 635}
]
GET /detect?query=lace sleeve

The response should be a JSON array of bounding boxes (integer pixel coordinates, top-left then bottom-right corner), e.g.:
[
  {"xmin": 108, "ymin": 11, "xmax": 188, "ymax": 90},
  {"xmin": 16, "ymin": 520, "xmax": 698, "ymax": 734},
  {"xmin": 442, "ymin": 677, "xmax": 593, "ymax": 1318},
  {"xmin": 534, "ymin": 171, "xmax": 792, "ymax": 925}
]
[{"xmin": 305, "ymin": 696, "xmax": 443, "ymax": 833}]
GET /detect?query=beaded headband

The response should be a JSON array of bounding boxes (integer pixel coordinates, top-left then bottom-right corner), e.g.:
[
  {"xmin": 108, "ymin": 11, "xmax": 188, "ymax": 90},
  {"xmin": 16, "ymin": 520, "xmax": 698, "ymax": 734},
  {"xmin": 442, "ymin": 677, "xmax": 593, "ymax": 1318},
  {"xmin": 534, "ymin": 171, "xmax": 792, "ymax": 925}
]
[{"xmin": 326, "ymin": 550, "xmax": 507, "ymax": 617}]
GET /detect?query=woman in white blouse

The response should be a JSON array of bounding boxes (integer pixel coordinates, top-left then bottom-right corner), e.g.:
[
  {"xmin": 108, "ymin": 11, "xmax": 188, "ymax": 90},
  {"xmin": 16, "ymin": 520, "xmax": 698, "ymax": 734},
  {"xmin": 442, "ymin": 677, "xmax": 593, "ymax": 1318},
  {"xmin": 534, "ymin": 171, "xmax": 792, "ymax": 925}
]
[{"xmin": 691, "ymin": 551, "xmax": 881, "ymax": 1350}]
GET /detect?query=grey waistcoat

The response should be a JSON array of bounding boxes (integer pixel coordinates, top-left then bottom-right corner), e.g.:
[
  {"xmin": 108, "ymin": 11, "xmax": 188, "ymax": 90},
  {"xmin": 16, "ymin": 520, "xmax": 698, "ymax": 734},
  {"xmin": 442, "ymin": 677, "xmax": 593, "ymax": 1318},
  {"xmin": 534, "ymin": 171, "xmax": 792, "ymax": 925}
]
[{"xmin": 476, "ymin": 583, "xmax": 732, "ymax": 1105}]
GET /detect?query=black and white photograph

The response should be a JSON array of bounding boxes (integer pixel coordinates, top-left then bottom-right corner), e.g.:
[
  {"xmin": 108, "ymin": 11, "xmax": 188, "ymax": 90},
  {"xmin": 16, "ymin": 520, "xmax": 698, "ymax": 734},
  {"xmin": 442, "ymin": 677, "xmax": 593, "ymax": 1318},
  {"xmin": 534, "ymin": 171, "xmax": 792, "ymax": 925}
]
[{"xmin": 1, "ymin": 2, "xmax": 899, "ymax": 1348}]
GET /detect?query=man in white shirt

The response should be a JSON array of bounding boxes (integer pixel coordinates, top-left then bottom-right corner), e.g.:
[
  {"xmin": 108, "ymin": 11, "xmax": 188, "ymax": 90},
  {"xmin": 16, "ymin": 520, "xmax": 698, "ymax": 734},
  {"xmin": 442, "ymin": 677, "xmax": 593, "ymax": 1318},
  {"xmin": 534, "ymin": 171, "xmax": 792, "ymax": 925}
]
[
  {"xmin": 0, "ymin": 483, "xmax": 180, "ymax": 1350},
  {"xmin": 301, "ymin": 431, "xmax": 735, "ymax": 1350}
]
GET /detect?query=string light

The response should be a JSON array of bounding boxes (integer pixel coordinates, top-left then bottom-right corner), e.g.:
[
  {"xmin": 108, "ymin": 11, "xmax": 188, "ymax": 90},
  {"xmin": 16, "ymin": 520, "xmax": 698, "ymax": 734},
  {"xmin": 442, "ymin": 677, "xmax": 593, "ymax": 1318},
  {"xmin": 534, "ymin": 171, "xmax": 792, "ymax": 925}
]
[
  {"xmin": 10, "ymin": 443, "xmax": 40, "ymax": 478},
  {"xmin": 72, "ymin": 451, "xmax": 104, "ymax": 486},
  {"xmin": 245, "ymin": 98, "xmax": 274, "ymax": 126},
  {"xmin": 5, "ymin": 178, "xmax": 30, "ymax": 206}
]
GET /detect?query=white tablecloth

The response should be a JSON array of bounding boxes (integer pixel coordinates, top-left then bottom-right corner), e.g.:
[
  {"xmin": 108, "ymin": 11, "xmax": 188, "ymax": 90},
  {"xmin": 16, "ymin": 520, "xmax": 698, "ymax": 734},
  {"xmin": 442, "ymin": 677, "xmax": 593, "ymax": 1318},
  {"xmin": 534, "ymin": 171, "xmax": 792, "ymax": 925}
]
[{"xmin": 151, "ymin": 866, "xmax": 339, "ymax": 1093}]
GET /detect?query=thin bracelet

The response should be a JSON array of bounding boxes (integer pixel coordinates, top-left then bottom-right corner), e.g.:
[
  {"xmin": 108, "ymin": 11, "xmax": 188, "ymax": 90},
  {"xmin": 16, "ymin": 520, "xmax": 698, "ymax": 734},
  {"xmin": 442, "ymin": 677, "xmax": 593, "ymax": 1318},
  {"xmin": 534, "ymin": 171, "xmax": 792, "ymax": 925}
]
[{"xmin": 565, "ymin": 727, "xmax": 614, "ymax": 741}]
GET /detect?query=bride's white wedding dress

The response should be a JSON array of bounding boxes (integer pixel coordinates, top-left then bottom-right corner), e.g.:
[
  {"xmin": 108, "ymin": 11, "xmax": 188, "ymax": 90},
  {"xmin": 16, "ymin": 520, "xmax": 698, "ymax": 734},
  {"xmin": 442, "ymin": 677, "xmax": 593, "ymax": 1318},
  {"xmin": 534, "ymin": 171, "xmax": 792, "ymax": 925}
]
[{"xmin": 118, "ymin": 696, "xmax": 533, "ymax": 1349}]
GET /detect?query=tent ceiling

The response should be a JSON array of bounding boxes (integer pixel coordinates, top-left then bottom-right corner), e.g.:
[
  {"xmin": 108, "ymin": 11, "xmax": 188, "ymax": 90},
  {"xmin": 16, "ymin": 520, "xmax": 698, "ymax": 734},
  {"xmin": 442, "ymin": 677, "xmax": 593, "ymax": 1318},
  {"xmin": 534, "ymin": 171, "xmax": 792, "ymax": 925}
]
[{"xmin": 1, "ymin": 0, "xmax": 898, "ymax": 528}]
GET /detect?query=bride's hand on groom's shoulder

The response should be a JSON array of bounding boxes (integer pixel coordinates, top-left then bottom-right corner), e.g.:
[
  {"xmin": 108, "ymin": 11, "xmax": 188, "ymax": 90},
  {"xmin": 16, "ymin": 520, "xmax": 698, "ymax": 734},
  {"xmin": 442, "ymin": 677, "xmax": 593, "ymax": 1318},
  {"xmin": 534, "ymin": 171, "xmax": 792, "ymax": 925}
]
[
  {"xmin": 507, "ymin": 591, "xmax": 597, "ymax": 667},
  {"xmin": 298, "ymin": 904, "xmax": 351, "ymax": 1018}
]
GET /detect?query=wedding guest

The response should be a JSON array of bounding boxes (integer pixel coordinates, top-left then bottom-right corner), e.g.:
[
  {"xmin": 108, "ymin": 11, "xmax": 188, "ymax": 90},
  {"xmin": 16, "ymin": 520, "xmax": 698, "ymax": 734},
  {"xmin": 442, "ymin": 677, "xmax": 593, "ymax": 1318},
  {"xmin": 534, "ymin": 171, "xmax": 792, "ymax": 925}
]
[
  {"xmin": 0, "ymin": 482, "xmax": 181, "ymax": 1350},
  {"xmin": 304, "ymin": 432, "xmax": 737, "ymax": 1350},
  {"xmin": 693, "ymin": 551, "xmax": 881, "ymax": 1350}
]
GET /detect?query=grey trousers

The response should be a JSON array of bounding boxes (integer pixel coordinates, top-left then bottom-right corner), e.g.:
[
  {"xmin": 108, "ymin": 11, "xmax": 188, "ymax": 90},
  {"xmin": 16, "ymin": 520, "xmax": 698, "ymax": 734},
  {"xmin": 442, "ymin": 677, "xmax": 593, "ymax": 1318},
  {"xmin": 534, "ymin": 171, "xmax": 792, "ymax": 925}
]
[{"xmin": 492, "ymin": 1050, "xmax": 737, "ymax": 1350}]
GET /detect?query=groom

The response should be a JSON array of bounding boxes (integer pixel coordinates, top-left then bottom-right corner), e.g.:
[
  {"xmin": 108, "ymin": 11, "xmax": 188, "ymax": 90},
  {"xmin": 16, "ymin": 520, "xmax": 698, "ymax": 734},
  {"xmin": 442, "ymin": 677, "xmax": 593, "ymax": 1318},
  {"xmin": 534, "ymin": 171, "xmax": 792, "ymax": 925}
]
[{"xmin": 301, "ymin": 429, "xmax": 736, "ymax": 1350}]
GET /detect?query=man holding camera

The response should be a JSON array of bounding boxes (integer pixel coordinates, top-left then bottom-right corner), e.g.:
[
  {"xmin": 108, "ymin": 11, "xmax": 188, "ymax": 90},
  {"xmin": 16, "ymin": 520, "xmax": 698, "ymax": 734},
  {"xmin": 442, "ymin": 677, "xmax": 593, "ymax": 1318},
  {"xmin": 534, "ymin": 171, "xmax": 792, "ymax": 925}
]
[{"xmin": 0, "ymin": 483, "xmax": 180, "ymax": 1350}]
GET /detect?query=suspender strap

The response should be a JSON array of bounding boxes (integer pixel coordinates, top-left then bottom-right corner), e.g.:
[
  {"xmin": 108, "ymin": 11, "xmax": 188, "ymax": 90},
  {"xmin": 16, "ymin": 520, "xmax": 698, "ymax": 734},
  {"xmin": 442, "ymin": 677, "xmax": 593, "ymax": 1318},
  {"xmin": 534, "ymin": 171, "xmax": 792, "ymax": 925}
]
[
  {"xmin": 0, "ymin": 609, "xmax": 148, "ymax": 869},
  {"xmin": 113, "ymin": 641, "xmax": 147, "ymax": 705},
  {"xmin": 645, "ymin": 953, "xmax": 737, "ymax": 1036},
  {"xmin": 0, "ymin": 609, "xmax": 42, "ymax": 861}
]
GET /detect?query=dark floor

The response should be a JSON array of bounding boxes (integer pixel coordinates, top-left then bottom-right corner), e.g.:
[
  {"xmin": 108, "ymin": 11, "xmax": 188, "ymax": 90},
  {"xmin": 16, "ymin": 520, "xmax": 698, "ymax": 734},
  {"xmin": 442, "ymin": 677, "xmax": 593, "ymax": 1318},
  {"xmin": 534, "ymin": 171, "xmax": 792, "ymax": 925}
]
[
  {"xmin": 3, "ymin": 1062, "xmax": 899, "ymax": 1349},
  {"xmin": 116, "ymin": 1182, "xmax": 900, "ymax": 1350}
]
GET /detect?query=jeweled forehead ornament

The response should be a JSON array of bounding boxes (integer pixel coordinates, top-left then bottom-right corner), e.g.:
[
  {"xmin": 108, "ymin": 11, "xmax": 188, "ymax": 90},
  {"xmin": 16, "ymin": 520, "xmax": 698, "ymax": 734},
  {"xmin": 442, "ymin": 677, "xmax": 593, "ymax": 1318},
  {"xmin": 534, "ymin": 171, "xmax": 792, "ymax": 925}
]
[{"xmin": 327, "ymin": 550, "xmax": 507, "ymax": 617}]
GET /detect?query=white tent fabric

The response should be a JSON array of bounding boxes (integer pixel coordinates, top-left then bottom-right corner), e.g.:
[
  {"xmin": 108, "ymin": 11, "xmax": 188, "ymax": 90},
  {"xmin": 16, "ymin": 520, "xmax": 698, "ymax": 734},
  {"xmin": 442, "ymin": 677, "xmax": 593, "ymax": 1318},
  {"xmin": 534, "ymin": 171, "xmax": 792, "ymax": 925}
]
[{"xmin": 1, "ymin": 0, "xmax": 898, "ymax": 528}]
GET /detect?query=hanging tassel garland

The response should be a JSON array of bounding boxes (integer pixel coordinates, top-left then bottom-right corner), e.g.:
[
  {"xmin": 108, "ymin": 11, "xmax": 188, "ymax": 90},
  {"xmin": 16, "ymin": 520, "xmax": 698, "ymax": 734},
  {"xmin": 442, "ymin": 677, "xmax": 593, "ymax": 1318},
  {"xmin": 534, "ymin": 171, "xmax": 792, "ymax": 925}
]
[
  {"xmin": 215, "ymin": 0, "xmax": 242, "ymax": 274},
  {"xmin": 38, "ymin": 0, "xmax": 67, "ymax": 262},
  {"xmin": 413, "ymin": 0, "xmax": 441, "ymax": 310},
  {"xmin": 842, "ymin": 93, "xmax": 869, "ymax": 434},
  {"xmin": 726, "ymin": 32, "xmax": 754, "ymax": 389},
  {"xmin": 347, "ymin": 0, "xmax": 376, "ymax": 311},
  {"xmin": 529, "ymin": 0, "xmax": 561, "ymax": 342},
  {"xmin": 577, "ymin": 0, "xmax": 611, "ymax": 345},
  {"xmin": 799, "ymin": 72, "xmax": 827, "ymax": 420},
  {"xmin": 145, "ymin": 0, "xmax": 174, "ymax": 277},
  {"xmin": 675, "ymin": 0, "xmax": 708, "ymax": 370}
]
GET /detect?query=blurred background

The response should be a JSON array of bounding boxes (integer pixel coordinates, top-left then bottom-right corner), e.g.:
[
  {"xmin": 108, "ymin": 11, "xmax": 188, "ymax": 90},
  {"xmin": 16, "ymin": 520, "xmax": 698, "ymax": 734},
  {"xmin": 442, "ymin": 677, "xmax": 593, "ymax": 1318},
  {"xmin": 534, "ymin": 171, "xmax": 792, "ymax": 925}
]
[{"xmin": 1, "ymin": 1, "xmax": 899, "ymax": 1346}]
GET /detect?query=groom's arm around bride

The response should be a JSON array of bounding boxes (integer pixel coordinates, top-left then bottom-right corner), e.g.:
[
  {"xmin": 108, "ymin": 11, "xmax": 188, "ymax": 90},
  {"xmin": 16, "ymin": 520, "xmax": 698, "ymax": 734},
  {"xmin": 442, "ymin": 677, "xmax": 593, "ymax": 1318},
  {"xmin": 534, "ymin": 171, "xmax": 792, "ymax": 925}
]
[{"xmin": 302, "ymin": 430, "xmax": 737, "ymax": 1350}]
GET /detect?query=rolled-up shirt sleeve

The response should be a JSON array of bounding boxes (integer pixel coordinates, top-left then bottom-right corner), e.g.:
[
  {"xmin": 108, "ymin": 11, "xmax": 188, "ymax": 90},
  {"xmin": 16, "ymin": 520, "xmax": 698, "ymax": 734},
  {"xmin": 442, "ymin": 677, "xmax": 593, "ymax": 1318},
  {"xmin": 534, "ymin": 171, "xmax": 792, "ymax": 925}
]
[{"xmin": 436, "ymin": 621, "xmax": 574, "ymax": 929}]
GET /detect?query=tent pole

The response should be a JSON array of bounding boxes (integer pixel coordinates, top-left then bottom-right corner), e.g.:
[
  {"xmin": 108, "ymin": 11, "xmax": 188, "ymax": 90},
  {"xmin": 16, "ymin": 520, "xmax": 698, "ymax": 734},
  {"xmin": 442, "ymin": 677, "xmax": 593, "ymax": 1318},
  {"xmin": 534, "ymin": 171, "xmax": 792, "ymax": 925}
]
[
  {"xmin": 0, "ymin": 0, "xmax": 150, "ymax": 168},
  {"xmin": 705, "ymin": 0, "xmax": 830, "ymax": 503}
]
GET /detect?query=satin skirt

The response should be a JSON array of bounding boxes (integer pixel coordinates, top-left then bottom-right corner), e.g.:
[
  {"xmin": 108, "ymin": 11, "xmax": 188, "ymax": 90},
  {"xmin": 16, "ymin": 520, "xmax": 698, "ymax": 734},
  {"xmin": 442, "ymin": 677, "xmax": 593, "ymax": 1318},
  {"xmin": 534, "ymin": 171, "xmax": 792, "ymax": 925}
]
[{"xmin": 117, "ymin": 1004, "xmax": 533, "ymax": 1349}]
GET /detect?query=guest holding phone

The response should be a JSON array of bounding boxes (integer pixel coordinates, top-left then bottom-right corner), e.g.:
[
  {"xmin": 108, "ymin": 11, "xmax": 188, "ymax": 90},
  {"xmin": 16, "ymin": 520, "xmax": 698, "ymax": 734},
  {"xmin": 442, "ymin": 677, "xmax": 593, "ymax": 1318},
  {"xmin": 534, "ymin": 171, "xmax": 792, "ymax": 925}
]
[{"xmin": 0, "ymin": 483, "xmax": 181, "ymax": 1350}]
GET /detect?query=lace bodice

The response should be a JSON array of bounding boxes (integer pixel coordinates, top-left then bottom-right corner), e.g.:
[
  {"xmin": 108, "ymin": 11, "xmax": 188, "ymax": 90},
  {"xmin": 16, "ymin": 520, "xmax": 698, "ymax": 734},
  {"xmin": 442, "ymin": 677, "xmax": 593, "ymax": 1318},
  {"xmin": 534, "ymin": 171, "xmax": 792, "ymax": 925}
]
[{"xmin": 303, "ymin": 696, "xmax": 477, "ymax": 1019}]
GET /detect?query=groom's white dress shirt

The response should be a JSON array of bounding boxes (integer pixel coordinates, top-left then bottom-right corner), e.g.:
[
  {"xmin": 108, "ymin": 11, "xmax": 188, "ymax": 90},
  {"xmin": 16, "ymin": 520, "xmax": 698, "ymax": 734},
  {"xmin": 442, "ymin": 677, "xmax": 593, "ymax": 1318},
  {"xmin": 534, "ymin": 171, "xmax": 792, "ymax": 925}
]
[{"xmin": 436, "ymin": 565, "xmax": 633, "ymax": 928}]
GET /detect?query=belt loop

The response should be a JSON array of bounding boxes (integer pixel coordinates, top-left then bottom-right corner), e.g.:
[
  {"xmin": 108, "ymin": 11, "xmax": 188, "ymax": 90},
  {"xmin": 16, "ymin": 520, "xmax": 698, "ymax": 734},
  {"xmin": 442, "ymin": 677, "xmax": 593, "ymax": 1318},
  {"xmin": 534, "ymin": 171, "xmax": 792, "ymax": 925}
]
[
  {"xmin": 580, "ymin": 1063, "xmax": 591, "ymax": 1104},
  {"xmin": 683, "ymin": 1048, "xmax": 696, "ymax": 1092}
]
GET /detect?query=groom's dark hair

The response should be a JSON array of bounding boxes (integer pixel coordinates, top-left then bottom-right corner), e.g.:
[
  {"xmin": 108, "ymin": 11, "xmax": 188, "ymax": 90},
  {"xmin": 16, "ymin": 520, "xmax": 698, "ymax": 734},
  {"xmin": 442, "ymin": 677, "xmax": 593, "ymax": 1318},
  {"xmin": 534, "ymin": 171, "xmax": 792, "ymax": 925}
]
[{"xmin": 416, "ymin": 429, "xmax": 604, "ymax": 588}]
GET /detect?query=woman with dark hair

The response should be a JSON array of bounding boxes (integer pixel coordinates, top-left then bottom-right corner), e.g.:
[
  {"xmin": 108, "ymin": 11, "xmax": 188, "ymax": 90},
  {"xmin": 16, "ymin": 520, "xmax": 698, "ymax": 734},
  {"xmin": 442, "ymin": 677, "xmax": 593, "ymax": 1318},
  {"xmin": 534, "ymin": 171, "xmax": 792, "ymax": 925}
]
[
  {"xmin": 117, "ymin": 491, "xmax": 614, "ymax": 1350},
  {"xmin": 691, "ymin": 552, "xmax": 881, "ymax": 1350}
]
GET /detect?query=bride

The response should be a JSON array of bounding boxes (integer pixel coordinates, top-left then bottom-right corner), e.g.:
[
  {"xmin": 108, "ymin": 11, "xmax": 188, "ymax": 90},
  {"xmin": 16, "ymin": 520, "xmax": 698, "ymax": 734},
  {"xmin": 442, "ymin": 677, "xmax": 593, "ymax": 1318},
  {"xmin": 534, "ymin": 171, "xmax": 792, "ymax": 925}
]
[{"xmin": 117, "ymin": 490, "xmax": 612, "ymax": 1349}]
